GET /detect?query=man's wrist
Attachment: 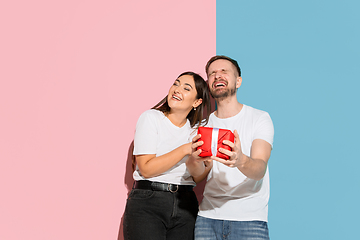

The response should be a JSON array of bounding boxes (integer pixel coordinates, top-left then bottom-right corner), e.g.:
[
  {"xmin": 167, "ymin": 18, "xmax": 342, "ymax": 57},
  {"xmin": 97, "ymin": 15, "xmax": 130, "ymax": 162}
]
[{"xmin": 237, "ymin": 153, "xmax": 249, "ymax": 168}]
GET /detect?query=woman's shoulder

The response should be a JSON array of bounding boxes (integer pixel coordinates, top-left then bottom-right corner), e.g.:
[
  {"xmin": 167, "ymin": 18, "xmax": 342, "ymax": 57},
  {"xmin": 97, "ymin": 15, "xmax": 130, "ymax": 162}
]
[
  {"xmin": 139, "ymin": 109, "xmax": 164, "ymax": 118},
  {"xmin": 136, "ymin": 109, "xmax": 165, "ymax": 126}
]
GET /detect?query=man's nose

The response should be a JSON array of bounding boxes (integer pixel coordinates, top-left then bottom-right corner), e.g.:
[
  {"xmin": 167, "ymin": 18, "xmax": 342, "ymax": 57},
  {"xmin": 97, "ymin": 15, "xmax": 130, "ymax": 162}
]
[{"xmin": 215, "ymin": 72, "xmax": 222, "ymax": 79}]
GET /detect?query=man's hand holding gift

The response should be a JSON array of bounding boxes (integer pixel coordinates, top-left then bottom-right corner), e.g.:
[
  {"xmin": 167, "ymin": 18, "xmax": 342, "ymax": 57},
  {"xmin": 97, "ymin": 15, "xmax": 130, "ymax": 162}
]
[
  {"xmin": 196, "ymin": 127, "xmax": 245, "ymax": 168},
  {"xmin": 210, "ymin": 130, "xmax": 246, "ymax": 168}
]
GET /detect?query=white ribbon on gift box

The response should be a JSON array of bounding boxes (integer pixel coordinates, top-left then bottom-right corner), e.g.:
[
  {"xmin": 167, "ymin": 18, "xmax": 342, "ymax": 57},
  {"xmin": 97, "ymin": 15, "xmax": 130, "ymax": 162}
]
[{"xmin": 211, "ymin": 128, "xmax": 219, "ymax": 156}]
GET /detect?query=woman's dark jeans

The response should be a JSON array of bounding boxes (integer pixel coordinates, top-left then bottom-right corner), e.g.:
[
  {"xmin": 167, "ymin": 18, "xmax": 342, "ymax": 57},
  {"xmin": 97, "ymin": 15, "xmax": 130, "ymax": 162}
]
[{"xmin": 123, "ymin": 188, "xmax": 198, "ymax": 240}]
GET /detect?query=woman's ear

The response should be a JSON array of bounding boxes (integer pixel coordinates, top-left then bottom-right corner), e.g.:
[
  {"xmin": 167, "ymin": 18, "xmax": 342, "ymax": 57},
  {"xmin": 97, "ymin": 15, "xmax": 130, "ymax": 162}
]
[{"xmin": 193, "ymin": 98, "xmax": 203, "ymax": 108}]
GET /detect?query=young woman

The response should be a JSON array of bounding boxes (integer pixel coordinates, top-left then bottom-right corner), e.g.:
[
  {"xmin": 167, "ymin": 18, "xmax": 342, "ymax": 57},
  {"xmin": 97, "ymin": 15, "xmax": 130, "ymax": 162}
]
[{"xmin": 123, "ymin": 72, "xmax": 211, "ymax": 240}]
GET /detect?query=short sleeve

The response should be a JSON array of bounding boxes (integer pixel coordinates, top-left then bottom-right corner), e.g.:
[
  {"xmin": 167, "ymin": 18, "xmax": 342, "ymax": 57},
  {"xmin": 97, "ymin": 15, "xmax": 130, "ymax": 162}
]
[
  {"xmin": 133, "ymin": 110, "xmax": 159, "ymax": 155},
  {"xmin": 253, "ymin": 112, "xmax": 274, "ymax": 148}
]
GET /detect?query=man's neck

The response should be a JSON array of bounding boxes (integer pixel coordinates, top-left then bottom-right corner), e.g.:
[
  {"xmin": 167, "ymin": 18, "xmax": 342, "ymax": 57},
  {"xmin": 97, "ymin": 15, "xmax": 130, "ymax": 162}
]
[{"xmin": 214, "ymin": 96, "xmax": 243, "ymax": 119}]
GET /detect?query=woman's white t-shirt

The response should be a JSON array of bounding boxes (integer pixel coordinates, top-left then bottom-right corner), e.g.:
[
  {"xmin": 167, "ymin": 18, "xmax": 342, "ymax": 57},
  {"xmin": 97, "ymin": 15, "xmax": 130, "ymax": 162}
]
[{"xmin": 132, "ymin": 109, "xmax": 196, "ymax": 186}]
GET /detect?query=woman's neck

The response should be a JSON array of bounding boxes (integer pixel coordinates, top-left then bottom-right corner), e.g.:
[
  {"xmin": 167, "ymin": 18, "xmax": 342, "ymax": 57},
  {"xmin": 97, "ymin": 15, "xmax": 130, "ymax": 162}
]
[{"xmin": 165, "ymin": 111, "xmax": 188, "ymax": 127}]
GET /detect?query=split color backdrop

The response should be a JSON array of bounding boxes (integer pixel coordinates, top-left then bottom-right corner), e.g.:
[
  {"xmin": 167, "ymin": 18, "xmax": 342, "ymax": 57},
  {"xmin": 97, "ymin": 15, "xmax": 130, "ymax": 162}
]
[{"xmin": 1, "ymin": 0, "xmax": 359, "ymax": 240}]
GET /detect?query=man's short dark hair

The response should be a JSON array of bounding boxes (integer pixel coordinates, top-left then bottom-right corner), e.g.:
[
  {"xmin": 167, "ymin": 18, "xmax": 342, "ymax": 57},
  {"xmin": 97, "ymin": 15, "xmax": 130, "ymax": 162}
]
[{"xmin": 205, "ymin": 55, "xmax": 241, "ymax": 77}]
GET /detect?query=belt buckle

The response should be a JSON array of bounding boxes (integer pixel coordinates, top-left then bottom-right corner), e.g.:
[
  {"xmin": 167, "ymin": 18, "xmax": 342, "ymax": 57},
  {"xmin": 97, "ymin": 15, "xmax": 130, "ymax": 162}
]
[{"xmin": 168, "ymin": 184, "xmax": 178, "ymax": 193}]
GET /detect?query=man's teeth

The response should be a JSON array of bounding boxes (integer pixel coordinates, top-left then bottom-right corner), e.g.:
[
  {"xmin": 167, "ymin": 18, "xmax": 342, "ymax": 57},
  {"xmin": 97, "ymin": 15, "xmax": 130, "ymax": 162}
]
[{"xmin": 215, "ymin": 83, "xmax": 226, "ymax": 87}]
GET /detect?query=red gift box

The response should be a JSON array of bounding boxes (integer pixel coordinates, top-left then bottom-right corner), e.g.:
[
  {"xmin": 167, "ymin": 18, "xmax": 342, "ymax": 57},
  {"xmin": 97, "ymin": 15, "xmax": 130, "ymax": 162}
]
[{"xmin": 197, "ymin": 127, "xmax": 235, "ymax": 160}]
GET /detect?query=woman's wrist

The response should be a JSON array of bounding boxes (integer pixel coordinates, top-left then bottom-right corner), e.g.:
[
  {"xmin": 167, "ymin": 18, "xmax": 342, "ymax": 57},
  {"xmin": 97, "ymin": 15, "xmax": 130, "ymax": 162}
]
[{"xmin": 185, "ymin": 142, "xmax": 192, "ymax": 155}]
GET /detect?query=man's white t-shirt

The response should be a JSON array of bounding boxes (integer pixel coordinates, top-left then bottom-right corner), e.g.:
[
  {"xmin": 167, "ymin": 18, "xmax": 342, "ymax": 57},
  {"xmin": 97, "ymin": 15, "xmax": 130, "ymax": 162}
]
[
  {"xmin": 198, "ymin": 104, "xmax": 274, "ymax": 222},
  {"xmin": 133, "ymin": 109, "xmax": 196, "ymax": 186}
]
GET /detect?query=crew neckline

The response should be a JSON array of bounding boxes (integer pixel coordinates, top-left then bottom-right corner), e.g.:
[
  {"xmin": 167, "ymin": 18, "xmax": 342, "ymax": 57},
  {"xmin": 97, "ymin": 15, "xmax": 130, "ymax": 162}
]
[
  {"xmin": 212, "ymin": 104, "xmax": 247, "ymax": 121},
  {"xmin": 160, "ymin": 111, "xmax": 190, "ymax": 130}
]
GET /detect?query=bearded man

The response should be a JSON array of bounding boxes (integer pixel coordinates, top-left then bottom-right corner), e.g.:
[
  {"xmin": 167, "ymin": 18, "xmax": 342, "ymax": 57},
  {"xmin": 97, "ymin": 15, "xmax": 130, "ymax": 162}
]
[{"xmin": 187, "ymin": 55, "xmax": 275, "ymax": 240}]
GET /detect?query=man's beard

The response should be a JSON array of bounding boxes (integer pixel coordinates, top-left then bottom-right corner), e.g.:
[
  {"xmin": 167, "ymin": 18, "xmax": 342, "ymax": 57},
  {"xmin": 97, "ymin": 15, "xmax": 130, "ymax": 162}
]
[{"xmin": 210, "ymin": 84, "xmax": 237, "ymax": 101}]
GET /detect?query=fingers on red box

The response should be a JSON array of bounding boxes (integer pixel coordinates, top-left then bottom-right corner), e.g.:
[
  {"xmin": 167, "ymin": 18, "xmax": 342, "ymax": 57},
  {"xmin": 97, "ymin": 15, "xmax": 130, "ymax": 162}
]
[{"xmin": 197, "ymin": 127, "xmax": 234, "ymax": 160}]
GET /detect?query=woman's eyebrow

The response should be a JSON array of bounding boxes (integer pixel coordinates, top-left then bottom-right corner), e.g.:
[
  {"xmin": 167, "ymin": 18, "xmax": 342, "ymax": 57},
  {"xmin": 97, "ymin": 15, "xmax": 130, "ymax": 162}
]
[
  {"xmin": 176, "ymin": 79, "xmax": 193, "ymax": 89},
  {"xmin": 184, "ymin": 83, "xmax": 193, "ymax": 89}
]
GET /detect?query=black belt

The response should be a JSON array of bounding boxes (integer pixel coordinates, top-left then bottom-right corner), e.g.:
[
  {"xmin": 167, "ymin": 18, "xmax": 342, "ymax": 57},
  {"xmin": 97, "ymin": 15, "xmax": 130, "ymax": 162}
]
[{"xmin": 133, "ymin": 180, "xmax": 193, "ymax": 193}]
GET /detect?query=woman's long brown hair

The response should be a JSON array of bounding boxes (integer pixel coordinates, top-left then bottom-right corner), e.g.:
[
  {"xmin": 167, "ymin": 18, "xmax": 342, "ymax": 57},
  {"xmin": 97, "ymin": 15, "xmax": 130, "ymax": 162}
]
[{"xmin": 132, "ymin": 72, "xmax": 211, "ymax": 171}]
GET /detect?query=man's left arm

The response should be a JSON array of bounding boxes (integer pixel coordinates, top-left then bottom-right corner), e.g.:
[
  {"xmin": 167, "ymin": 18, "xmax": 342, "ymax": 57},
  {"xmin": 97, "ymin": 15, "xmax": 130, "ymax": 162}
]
[{"xmin": 211, "ymin": 130, "xmax": 272, "ymax": 180}]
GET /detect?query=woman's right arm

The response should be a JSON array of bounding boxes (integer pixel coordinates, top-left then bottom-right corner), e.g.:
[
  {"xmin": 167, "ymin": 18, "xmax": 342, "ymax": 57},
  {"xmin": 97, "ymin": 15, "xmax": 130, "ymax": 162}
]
[{"xmin": 136, "ymin": 142, "xmax": 191, "ymax": 178}]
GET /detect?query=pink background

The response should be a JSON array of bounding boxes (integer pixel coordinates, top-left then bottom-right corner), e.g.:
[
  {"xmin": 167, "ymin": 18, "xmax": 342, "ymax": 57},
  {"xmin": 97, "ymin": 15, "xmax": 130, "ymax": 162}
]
[{"xmin": 0, "ymin": 1, "xmax": 215, "ymax": 239}]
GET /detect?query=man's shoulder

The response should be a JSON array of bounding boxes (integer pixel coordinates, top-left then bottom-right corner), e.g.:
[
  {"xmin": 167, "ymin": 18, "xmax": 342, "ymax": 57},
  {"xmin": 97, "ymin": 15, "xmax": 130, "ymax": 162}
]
[
  {"xmin": 243, "ymin": 104, "xmax": 270, "ymax": 118},
  {"xmin": 209, "ymin": 111, "xmax": 216, "ymax": 118}
]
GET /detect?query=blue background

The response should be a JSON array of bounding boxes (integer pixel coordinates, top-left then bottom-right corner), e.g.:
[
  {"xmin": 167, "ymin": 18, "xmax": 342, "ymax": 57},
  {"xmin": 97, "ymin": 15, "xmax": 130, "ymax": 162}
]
[{"xmin": 217, "ymin": 1, "xmax": 360, "ymax": 239}]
